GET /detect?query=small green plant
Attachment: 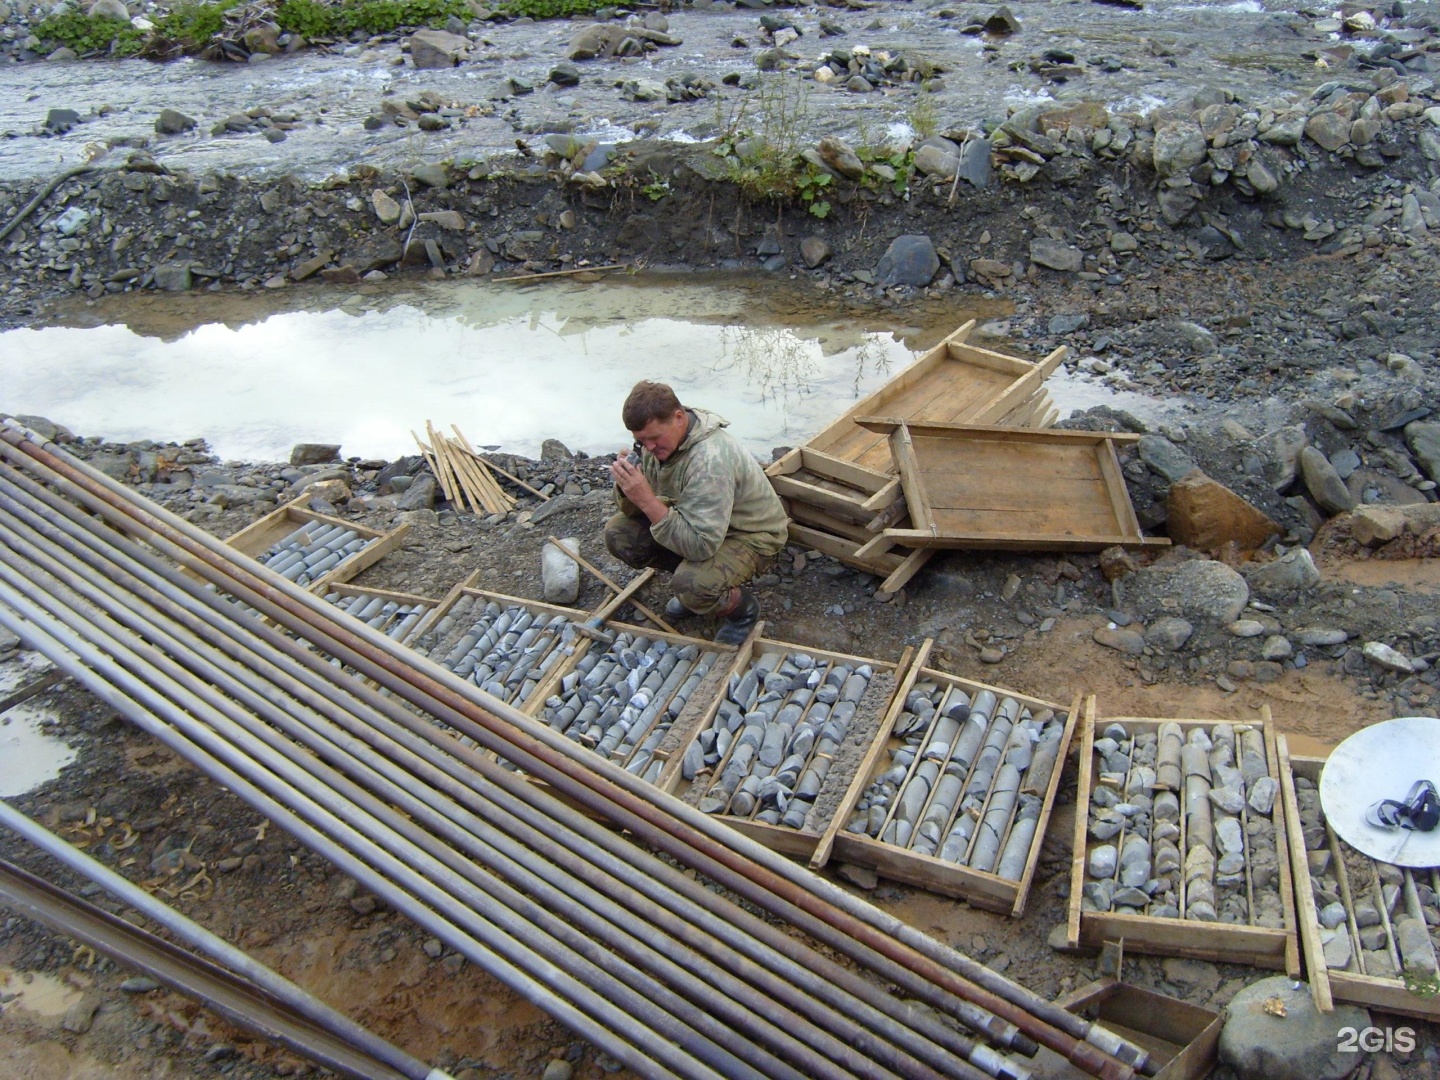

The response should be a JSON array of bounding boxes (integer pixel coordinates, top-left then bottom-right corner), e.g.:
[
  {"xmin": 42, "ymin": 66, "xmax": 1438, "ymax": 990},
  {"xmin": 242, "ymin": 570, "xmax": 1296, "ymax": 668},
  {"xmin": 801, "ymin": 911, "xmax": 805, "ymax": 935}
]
[
  {"xmin": 1405, "ymin": 971, "xmax": 1440, "ymax": 999},
  {"xmin": 641, "ymin": 173, "xmax": 671, "ymax": 201},
  {"xmin": 275, "ymin": 0, "xmax": 336, "ymax": 37},
  {"xmin": 907, "ymin": 95, "xmax": 939, "ymax": 141},
  {"xmin": 712, "ymin": 76, "xmax": 814, "ymax": 203},
  {"xmin": 496, "ymin": 0, "xmax": 609, "ymax": 17},
  {"xmin": 34, "ymin": 10, "xmax": 145, "ymax": 56},
  {"xmin": 157, "ymin": 0, "xmax": 238, "ymax": 47},
  {"xmin": 796, "ymin": 166, "xmax": 831, "ymax": 219}
]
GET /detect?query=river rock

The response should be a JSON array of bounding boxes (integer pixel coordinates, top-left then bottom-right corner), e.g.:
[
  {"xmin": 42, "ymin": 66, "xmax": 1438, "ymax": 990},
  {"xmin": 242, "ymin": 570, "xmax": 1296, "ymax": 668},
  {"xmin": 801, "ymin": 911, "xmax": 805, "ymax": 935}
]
[
  {"xmin": 1244, "ymin": 548, "xmax": 1320, "ymax": 594},
  {"xmin": 153, "ymin": 262, "xmax": 192, "ymax": 291},
  {"xmin": 543, "ymin": 537, "xmax": 581, "ymax": 604},
  {"xmin": 1406, "ymin": 421, "xmax": 1440, "ymax": 481},
  {"xmin": 1298, "ymin": 446, "xmax": 1354, "ymax": 514},
  {"xmin": 1166, "ymin": 472, "xmax": 1279, "ymax": 550},
  {"xmin": 874, "ymin": 235, "xmax": 939, "ymax": 287},
  {"xmin": 1352, "ymin": 503, "xmax": 1440, "ymax": 545},
  {"xmin": 1152, "ymin": 120, "xmax": 1207, "ymax": 177},
  {"xmin": 817, "ymin": 136, "xmax": 864, "ymax": 179},
  {"xmin": 410, "ymin": 163, "xmax": 450, "ymax": 189},
  {"xmin": 800, "ymin": 236, "xmax": 830, "ymax": 268},
  {"xmin": 1093, "ymin": 626, "xmax": 1145, "ymax": 655},
  {"xmin": 289, "ymin": 443, "xmax": 340, "ymax": 466},
  {"xmin": 1219, "ymin": 975, "xmax": 1368, "ymax": 1080},
  {"xmin": 1361, "ymin": 641, "xmax": 1412, "ymax": 673},
  {"xmin": 983, "ymin": 5, "xmax": 1020, "ymax": 32},
  {"xmin": 395, "ymin": 472, "xmax": 436, "ymax": 511},
  {"xmin": 913, "ymin": 142, "xmax": 961, "ymax": 180},
  {"xmin": 1137, "ymin": 435, "xmax": 1196, "ymax": 483},
  {"xmin": 370, "ymin": 190, "xmax": 402, "ymax": 225},
  {"xmin": 410, "ymin": 29, "xmax": 472, "ymax": 69},
  {"xmin": 1396, "ymin": 916, "xmax": 1439, "ymax": 976},
  {"xmin": 1115, "ymin": 559, "xmax": 1248, "ymax": 625},
  {"xmin": 957, "ymin": 137, "xmax": 992, "ymax": 188},
  {"xmin": 1322, "ymin": 928, "xmax": 1353, "ymax": 969},
  {"xmin": 155, "ymin": 108, "xmax": 196, "ymax": 134},
  {"xmin": 1029, "ymin": 239, "xmax": 1082, "ymax": 272},
  {"xmin": 549, "ymin": 62, "xmax": 580, "ymax": 86},
  {"xmin": 1304, "ymin": 110, "xmax": 1350, "ymax": 152},
  {"xmin": 1144, "ymin": 616, "xmax": 1193, "ymax": 651},
  {"xmin": 1262, "ymin": 425, "xmax": 1308, "ymax": 490}
]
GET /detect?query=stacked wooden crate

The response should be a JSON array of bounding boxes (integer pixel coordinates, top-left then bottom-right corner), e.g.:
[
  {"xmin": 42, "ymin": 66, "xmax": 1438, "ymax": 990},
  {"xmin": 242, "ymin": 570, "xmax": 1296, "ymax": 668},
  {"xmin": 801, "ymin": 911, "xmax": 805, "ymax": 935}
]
[{"xmin": 766, "ymin": 319, "xmax": 1066, "ymax": 595}]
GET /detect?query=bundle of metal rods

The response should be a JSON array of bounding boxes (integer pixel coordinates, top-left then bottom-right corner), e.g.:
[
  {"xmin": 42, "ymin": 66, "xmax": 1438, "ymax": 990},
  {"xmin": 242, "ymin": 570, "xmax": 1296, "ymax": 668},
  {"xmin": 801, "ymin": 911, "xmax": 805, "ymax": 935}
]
[{"xmin": 0, "ymin": 421, "xmax": 1152, "ymax": 1080}]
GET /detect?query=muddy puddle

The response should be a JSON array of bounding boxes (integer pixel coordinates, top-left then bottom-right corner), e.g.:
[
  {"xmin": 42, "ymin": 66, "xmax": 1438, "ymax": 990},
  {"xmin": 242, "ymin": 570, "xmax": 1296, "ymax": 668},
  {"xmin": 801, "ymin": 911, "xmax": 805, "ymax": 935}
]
[
  {"xmin": 0, "ymin": 654, "xmax": 74, "ymax": 799},
  {"xmin": 3, "ymin": 273, "xmax": 1179, "ymax": 461}
]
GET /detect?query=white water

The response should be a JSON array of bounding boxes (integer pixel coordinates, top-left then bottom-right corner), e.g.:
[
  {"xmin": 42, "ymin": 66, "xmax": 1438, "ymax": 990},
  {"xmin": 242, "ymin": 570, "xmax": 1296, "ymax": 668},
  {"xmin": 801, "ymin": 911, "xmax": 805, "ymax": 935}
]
[{"xmin": 1, "ymin": 278, "xmax": 927, "ymax": 462}]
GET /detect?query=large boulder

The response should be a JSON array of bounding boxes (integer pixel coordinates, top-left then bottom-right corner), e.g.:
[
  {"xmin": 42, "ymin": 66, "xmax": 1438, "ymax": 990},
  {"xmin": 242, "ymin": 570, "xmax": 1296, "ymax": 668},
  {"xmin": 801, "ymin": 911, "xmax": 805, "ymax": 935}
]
[
  {"xmin": 817, "ymin": 136, "xmax": 864, "ymax": 179},
  {"xmin": 1152, "ymin": 120, "xmax": 1207, "ymax": 177},
  {"xmin": 1114, "ymin": 558, "xmax": 1249, "ymax": 625},
  {"xmin": 1137, "ymin": 434, "xmax": 1197, "ymax": 483},
  {"xmin": 1350, "ymin": 503, "xmax": 1440, "ymax": 545},
  {"xmin": 1405, "ymin": 420, "xmax": 1440, "ymax": 481},
  {"xmin": 1298, "ymin": 446, "xmax": 1355, "ymax": 515},
  {"xmin": 1243, "ymin": 548, "xmax": 1321, "ymax": 595},
  {"xmin": 542, "ymin": 537, "xmax": 580, "ymax": 604},
  {"xmin": 1029, "ymin": 238, "xmax": 1082, "ymax": 272},
  {"xmin": 409, "ymin": 29, "xmax": 472, "ymax": 69},
  {"xmin": 874, "ymin": 235, "xmax": 939, "ymax": 287},
  {"xmin": 1166, "ymin": 472, "xmax": 1280, "ymax": 550},
  {"xmin": 1218, "ymin": 975, "xmax": 1368, "ymax": 1080}
]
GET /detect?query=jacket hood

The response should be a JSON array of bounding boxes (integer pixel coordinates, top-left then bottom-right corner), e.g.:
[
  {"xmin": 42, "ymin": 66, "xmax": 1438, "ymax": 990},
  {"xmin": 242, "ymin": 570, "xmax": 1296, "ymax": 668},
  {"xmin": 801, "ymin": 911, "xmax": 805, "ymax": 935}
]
[{"xmin": 674, "ymin": 407, "xmax": 728, "ymax": 457}]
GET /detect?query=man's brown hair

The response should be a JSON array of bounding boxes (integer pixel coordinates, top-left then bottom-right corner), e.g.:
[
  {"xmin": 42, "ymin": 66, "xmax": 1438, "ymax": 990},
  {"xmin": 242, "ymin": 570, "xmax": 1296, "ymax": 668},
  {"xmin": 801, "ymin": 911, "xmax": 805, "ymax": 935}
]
[{"xmin": 622, "ymin": 380, "xmax": 683, "ymax": 431}]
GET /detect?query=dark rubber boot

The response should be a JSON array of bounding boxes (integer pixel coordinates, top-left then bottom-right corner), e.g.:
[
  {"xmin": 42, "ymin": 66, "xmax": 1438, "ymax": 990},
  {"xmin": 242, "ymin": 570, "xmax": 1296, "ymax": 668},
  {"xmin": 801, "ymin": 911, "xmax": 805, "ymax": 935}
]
[
  {"xmin": 665, "ymin": 596, "xmax": 690, "ymax": 619},
  {"xmin": 713, "ymin": 590, "xmax": 760, "ymax": 646}
]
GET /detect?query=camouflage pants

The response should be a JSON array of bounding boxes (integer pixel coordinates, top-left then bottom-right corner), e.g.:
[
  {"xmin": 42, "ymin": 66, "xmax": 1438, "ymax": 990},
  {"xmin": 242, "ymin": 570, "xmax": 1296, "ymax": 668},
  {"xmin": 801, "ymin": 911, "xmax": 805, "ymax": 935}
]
[{"xmin": 603, "ymin": 512, "xmax": 771, "ymax": 616}]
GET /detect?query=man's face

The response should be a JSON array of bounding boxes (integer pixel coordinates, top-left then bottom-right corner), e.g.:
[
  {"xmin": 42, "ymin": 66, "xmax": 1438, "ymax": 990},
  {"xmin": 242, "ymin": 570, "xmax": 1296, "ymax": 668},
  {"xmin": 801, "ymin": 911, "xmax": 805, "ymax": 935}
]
[{"xmin": 631, "ymin": 408, "xmax": 689, "ymax": 462}]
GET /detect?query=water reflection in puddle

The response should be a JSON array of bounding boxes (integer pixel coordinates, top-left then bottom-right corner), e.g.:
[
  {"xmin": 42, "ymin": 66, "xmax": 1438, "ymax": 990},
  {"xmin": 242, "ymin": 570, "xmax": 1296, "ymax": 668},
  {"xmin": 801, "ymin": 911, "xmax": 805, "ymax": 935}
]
[
  {"xmin": 4, "ymin": 277, "xmax": 981, "ymax": 462},
  {"xmin": 0, "ymin": 654, "xmax": 75, "ymax": 798}
]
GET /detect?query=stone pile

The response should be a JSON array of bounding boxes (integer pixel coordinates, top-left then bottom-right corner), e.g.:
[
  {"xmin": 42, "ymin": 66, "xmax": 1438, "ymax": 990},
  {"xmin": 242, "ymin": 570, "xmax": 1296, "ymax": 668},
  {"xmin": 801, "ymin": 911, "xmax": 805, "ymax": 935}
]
[
  {"xmin": 414, "ymin": 599, "xmax": 578, "ymax": 710},
  {"xmin": 845, "ymin": 688, "xmax": 1063, "ymax": 878},
  {"xmin": 807, "ymin": 45, "xmax": 940, "ymax": 91},
  {"xmin": 543, "ymin": 632, "xmax": 719, "ymax": 784},
  {"xmin": 1293, "ymin": 773, "xmax": 1440, "ymax": 980},
  {"xmin": 321, "ymin": 589, "xmax": 432, "ymax": 645},
  {"xmin": 684, "ymin": 650, "xmax": 872, "ymax": 831},
  {"xmin": 1080, "ymin": 721, "xmax": 1286, "ymax": 927}
]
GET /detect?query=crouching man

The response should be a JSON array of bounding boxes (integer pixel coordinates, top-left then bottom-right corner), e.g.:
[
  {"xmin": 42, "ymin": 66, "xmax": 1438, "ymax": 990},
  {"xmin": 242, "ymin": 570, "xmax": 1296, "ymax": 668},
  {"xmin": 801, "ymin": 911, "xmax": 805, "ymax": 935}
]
[{"xmin": 605, "ymin": 380, "xmax": 789, "ymax": 645}]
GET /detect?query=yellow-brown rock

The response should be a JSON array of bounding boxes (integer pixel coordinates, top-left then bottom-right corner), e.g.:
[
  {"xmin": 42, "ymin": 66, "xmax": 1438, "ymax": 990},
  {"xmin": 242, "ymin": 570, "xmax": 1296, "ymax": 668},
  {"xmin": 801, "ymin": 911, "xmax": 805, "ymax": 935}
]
[{"xmin": 1166, "ymin": 472, "xmax": 1280, "ymax": 551}]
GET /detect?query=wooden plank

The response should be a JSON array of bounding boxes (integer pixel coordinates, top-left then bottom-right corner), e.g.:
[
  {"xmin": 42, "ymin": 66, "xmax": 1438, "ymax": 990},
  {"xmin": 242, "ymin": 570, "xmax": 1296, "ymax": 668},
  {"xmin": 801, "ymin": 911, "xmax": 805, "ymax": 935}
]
[
  {"xmin": 811, "ymin": 639, "xmax": 935, "ymax": 869},
  {"xmin": 771, "ymin": 474, "xmax": 875, "ymax": 519},
  {"xmin": 883, "ymin": 528, "xmax": 1165, "ymax": 552},
  {"xmin": 786, "ymin": 523, "xmax": 904, "ymax": 574},
  {"xmin": 969, "ymin": 345, "xmax": 1069, "ymax": 425},
  {"xmin": 322, "ymin": 582, "xmax": 438, "ymax": 607},
  {"xmin": 1278, "ymin": 736, "xmax": 1334, "ymax": 1013},
  {"xmin": 830, "ymin": 832, "xmax": 1018, "ymax": 912},
  {"xmin": 765, "ymin": 447, "xmax": 803, "ymax": 478},
  {"xmin": 948, "ymin": 340, "xmax": 1035, "ymax": 375},
  {"xmin": 852, "ymin": 532, "xmax": 898, "ymax": 562},
  {"xmin": 860, "ymin": 478, "xmax": 903, "ymax": 513},
  {"xmin": 219, "ymin": 498, "xmax": 300, "ymax": 556},
  {"xmin": 798, "ymin": 448, "xmax": 891, "ymax": 493},
  {"xmin": 1012, "ymin": 690, "xmax": 1083, "ymax": 917},
  {"xmin": 1068, "ymin": 695, "xmax": 1096, "ymax": 948},
  {"xmin": 789, "ymin": 502, "xmax": 875, "ymax": 543},
  {"xmin": 888, "ymin": 423, "xmax": 933, "ymax": 535},
  {"xmin": 877, "ymin": 548, "xmax": 934, "ymax": 597},
  {"xmin": 407, "ymin": 568, "xmax": 483, "ymax": 645},
  {"xmin": 1095, "ymin": 440, "xmax": 1146, "ymax": 543},
  {"xmin": 865, "ymin": 497, "xmax": 909, "ymax": 534},
  {"xmin": 856, "ymin": 418, "xmax": 1144, "ymax": 444},
  {"xmin": 1264, "ymin": 712, "xmax": 1302, "ymax": 980}
]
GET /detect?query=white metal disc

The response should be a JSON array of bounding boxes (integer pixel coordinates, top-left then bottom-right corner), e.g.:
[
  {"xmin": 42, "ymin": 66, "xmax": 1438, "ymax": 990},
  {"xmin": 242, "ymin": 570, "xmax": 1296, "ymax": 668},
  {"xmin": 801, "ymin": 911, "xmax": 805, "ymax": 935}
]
[{"xmin": 1318, "ymin": 716, "xmax": 1440, "ymax": 868}]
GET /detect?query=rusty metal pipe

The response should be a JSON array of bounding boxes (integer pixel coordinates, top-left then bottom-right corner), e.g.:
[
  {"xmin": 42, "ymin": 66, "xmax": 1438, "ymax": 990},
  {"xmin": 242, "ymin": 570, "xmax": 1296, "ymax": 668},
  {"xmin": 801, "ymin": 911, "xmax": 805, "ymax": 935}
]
[
  {"xmin": 0, "ymin": 467, "xmax": 994, "ymax": 1080},
  {"xmin": 0, "ymin": 569, "xmax": 714, "ymax": 1080},
  {"xmin": 0, "ymin": 426, "xmax": 1144, "ymax": 1080},
  {"xmin": 0, "ymin": 505, "xmax": 886, "ymax": 1080}
]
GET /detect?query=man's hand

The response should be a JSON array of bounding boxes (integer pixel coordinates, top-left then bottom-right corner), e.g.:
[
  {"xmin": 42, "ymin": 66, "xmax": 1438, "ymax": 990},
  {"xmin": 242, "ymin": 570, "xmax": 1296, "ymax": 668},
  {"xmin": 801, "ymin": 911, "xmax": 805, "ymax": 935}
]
[{"xmin": 611, "ymin": 452, "xmax": 668, "ymax": 524}]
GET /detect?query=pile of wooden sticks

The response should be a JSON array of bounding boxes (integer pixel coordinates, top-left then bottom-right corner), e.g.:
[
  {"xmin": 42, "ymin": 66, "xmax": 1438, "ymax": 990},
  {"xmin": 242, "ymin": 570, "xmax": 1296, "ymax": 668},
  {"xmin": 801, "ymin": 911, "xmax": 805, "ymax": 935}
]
[{"xmin": 411, "ymin": 422, "xmax": 524, "ymax": 516}]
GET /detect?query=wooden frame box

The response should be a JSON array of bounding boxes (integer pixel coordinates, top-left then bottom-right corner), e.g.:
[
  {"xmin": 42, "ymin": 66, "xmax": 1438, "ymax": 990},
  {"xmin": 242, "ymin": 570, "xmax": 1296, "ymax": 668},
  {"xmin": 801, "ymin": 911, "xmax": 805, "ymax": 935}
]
[
  {"xmin": 852, "ymin": 421, "xmax": 1168, "ymax": 554},
  {"xmin": 820, "ymin": 641, "xmax": 1076, "ymax": 916},
  {"xmin": 1067, "ymin": 707, "xmax": 1301, "ymax": 973},
  {"xmin": 658, "ymin": 630, "xmax": 911, "ymax": 861},
  {"xmin": 1279, "ymin": 738, "xmax": 1440, "ymax": 1022},
  {"xmin": 407, "ymin": 583, "xmax": 591, "ymax": 715},
  {"xmin": 1056, "ymin": 979, "xmax": 1222, "ymax": 1080},
  {"xmin": 319, "ymin": 583, "xmax": 439, "ymax": 648},
  {"xmin": 220, "ymin": 495, "xmax": 409, "ymax": 593}
]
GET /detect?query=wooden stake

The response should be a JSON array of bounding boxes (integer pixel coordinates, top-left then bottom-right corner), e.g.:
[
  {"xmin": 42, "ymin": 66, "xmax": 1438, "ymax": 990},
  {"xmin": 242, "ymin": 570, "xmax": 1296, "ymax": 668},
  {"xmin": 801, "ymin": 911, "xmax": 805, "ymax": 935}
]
[
  {"xmin": 449, "ymin": 426, "xmax": 519, "ymax": 509},
  {"xmin": 423, "ymin": 421, "xmax": 467, "ymax": 510},
  {"xmin": 411, "ymin": 430, "xmax": 457, "ymax": 507}
]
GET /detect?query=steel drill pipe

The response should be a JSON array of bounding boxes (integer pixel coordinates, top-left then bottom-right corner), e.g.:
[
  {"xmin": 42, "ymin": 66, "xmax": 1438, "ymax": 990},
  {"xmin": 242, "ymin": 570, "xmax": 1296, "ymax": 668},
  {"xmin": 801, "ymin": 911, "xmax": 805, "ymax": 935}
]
[
  {"xmin": 0, "ymin": 576, "xmax": 715, "ymax": 1080},
  {"xmin": 0, "ymin": 805, "xmax": 442, "ymax": 1080},
  {"xmin": 0, "ymin": 510, "xmax": 898, "ymax": 1080},
  {"xmin": 0, "ymin": 437, "xmax": 1042, "ymax": 1068},
  {"xmin": 0, "ymin": 426, "xmax": 1148, "ymax": 1080},
  {"xmin": 0, "ymin": 472, "xmax": 998, "ymax": 1080}
]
